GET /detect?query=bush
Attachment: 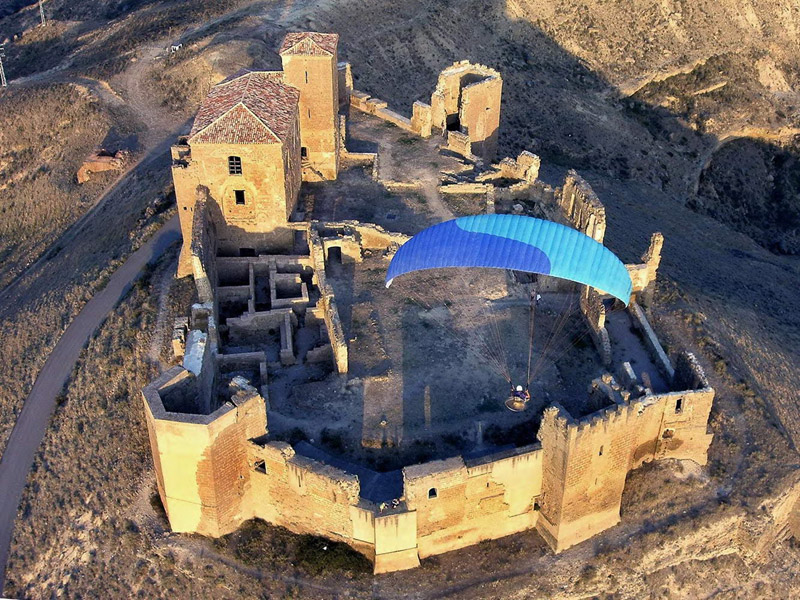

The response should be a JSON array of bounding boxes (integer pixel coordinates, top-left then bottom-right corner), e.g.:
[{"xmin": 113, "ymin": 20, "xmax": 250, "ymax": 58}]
[{"xmin": 295, "ymin": 535, "xmax": 371, "ymax": 577}]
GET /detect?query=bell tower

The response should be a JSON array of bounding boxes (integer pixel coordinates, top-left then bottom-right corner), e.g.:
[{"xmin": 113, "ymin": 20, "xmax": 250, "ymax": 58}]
[{"xmin": 279, "ymin": 32, "xmax": 340, "ymax": 181}]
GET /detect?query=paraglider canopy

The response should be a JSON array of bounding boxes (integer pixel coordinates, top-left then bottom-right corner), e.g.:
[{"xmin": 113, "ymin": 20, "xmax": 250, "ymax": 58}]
[{"xmin": 386, "ymin": 214, "xmax": 632, "ymax": 305}]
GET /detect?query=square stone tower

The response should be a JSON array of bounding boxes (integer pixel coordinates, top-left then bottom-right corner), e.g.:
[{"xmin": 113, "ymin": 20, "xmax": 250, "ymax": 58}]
[
  {"xmin": 279, "ymin": 32, "xmax": 340, "ymax": 181},
  {"xmin": 172, "ymin": 71, "xmax": 302, "ymax": 276}
]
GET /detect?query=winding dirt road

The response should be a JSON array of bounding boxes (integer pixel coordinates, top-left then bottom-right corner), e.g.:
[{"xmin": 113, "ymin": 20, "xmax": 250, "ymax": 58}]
[{"xmin": 0, "ymin": 216, "xmax": 180, "ymax": 591}]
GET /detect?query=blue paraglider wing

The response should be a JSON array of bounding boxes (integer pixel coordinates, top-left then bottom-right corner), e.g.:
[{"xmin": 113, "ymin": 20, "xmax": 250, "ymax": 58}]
[{"xmin": 385, "ymin": 214, "xmax": 632, "ymax": 305}]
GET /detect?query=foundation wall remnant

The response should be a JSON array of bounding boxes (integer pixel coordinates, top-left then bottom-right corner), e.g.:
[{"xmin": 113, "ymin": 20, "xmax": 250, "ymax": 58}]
[{"xmin": 309, "ymin": 229, "xmax": 348, "ymax": 373}]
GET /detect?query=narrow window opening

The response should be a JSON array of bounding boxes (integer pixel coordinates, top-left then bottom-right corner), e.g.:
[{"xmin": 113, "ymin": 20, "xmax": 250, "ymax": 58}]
[
  {"xmin": 301, "ymin": 146, "xmax": 308, "ymax": 158},
  {"xmin": 234, "ymin": 190, "xmax": 246, "ymax": 205},
  {"xmin": 428, "ymin": 488, "xmax": 437, "ymax": 499},
  {"xmin": 599, "ymin": 445, "xmax": 604, "ymax": 456},
  {"xmin": 533, "ymin": 500, "xmax": 541, "ymax": 511},
  {"xmin": 305, "ymin": 71, "xmax": 308, "ymax": 84},
  {"xmin": 228, "ymin": 155, "xmax": 242, "ymax": 175},
  {"xmin": 254, "ymin": 460, "xmax": 266, "ymax": 474},
  {"xmin": 327, "ymin": 246, "xmax": 342, "ymax": 263},
  {"xmin": 676, "ymin": 398, "xmax": 683, "ymax": 413}
]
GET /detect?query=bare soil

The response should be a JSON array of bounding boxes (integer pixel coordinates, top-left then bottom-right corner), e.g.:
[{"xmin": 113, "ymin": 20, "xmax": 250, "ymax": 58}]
[{"xmin": 4, "ymin": 0, "xmax": 800, "ymax": 598}]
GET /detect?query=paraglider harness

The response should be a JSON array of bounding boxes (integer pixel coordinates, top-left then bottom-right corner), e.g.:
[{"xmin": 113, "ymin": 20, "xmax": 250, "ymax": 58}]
[
  {"xmin": 511, "ymin": 385, "xmax": 531, "ymax": 403},
  {"xmin": 505, "ymin": 385, "xmax": 530, "ymax": 412}
]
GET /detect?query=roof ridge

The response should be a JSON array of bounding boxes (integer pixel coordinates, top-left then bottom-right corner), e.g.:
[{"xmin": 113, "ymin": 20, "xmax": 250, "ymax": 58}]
[
  {"xmin": 238, "ymin": 101, "xmax": 280, "ymax": 141},
  {"xmin": 279, "ymin": 32, "xmax": 337, "ymax": 56}
]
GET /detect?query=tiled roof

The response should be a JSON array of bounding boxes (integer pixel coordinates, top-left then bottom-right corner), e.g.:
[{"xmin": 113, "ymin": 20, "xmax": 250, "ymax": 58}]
[
  {"xmin": 189, "ymin": 71, "xmax": 299, "ymax": 144},
  {"xmin": 279, "ymin": 32, "xmax": 339, "ymax": 56}
]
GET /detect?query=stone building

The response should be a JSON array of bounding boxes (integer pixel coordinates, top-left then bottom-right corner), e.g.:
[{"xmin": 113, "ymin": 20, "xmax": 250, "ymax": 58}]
[
  {"xmin": 279, "ymin": 32, "xmax": 340, "ymax": 181},
  {"xmin": 143, "ymin": 32, "xmax": 714, "ymax": 574},
  {"xmin": 172, "ymin": 33, "xmax": 340, "ymax": 278}
]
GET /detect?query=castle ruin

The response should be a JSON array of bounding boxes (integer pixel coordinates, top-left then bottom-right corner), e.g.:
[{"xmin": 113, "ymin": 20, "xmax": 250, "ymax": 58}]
[{"xmin": 142, "ymin": 31, "xmax": 714, "ymax": 574}]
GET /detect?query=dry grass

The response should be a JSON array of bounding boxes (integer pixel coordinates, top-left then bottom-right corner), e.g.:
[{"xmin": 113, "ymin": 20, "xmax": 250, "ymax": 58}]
[
  {"xmin": 0, "ymin": 162, "xmax": 174, "ymax": 459},
  {"xmin": 4, "ymin": 0, "xmax": 800, "ymax": 597},
  {"xmin": 0, "ymin": 84, "xmax": 139, "ymax": 288},
  {"xmin": 5, "ymin": 252, "xmax": 165, "ymax": 598},
  {"xmin": 1, "ymin": 0, "xmax": 246, "ymax": 80}
]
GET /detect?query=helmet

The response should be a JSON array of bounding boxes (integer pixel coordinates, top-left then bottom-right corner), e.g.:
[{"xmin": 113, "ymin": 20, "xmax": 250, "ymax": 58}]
[{"xmin": 516, "ymin": 385, "xmax": 523, "ymax": 392}]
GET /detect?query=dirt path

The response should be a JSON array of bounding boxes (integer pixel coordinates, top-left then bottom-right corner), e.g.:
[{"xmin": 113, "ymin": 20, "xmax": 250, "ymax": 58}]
[
  {"xmin": 0, "ymin": 216, "xmax": 180, "ymax": 592},
  {"xmin": 689, "ymin": 125, "xmax": 800, "ymax": 197}
]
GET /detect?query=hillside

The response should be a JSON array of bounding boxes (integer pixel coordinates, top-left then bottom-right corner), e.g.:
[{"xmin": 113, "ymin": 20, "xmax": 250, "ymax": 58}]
[{"xmin": 2, "ymin": 0, "xmax": 800, "ymax": 598}]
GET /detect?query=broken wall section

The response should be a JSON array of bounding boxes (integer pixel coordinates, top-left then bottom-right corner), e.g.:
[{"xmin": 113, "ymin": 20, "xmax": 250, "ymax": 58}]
[
  {"xmin": 309, "ymin": 228, "xmax": 349, "ymax": 373},
  {"xmin": 536, "ymin": 351, "xmax": 714, "ymax": 553},
  {"xmin": 431, "ymin": 61, "xmax": 502, "ymax": 162}
]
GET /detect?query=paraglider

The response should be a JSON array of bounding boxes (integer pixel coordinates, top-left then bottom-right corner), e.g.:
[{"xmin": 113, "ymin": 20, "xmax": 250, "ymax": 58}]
[
  {"xmin": 386, "ymin": 214, "xmax": 632, "ymax": 305},
  {"xmin": 386, "ymin": 214, "xmax": 633, "ymax": 411}
]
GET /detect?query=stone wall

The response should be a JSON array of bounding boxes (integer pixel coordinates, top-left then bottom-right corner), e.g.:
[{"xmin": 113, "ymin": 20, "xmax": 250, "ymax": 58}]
[
  {"xmin": 145, "ymin": 344, "xmax": 713, "ymax": 572},
  {"xmin": 580, "ymin": 287, "xmax": 611, "ymax": 366},
  {"xmin": 627, "ymin": 232, "xmax": 665, "ymax": 302},
  {"xmin": 558, "ymin": 170, "xmax": 607, "ymax": 242},
  {"xmin": 309, "ymin": 229, "xmax": 348, "ymax": 373},
  {"xmin": 349, "ymin": 90, "xmax": 431, "ymax": 138},
  {"xmin": 536, "ymin": 357, "xmax": 714, "ymax": 552},
  {"xmin": 404, "ymin": 446, "xmax": 543, "ymax": 558}
]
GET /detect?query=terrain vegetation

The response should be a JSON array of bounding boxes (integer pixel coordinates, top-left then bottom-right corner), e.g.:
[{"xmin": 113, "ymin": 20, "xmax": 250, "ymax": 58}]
[{"xmin": 2, "ymin": 0, "xmax": 800, "ymax": 598}]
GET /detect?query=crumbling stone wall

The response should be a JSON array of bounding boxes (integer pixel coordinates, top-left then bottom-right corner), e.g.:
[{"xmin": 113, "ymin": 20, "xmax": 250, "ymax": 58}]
[
  {"xmin": 188, "ymin": 189, "xmax": 217, "ymax": 304},
  {"xmin": 430, "ymin": 61, "xmax": 502, "ymax": 161},
  {"xmin": 627, "ymin": 232, "xmax": 665, "ymax": 303},
  {"xmin": 580, "ymin": 287, "xmax": 611, "ymax": 365},
  {"xmin": 76, "ymin": 149, "xmax": 129, "ymax": 184},
  {"xmin": 247, "ymin": 440, "xmax": 360, "ymax": 540},
  {"xmin": 558, "ymin": 170, "xmax": 607, "ymax": 242},
  {"xmin": 536, "ymin": 356, "xmax": 714, "ymax": 552},
  {"xmin": 309, "ymin": 229, "xmax": 348, "ymax": 373}
]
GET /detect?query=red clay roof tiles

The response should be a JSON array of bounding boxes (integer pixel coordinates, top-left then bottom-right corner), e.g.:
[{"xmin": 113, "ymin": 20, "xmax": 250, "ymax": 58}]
[
  {"xmin": 189, "ymin": 71, "xmax": 299, "ymax": 144},
  {"xmin": 279, "ymin": 32, "xmax": 338, "ymax": 56}
]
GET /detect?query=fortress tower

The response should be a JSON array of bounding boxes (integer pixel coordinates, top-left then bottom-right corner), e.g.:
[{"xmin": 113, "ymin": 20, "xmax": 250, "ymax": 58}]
[
  {"xmin": 430, "ymin": 62, "xmax": 502, "ymax": 162},
  {"xmin": 536, "ymin": 354, "xmax": 715, "ymax": 552},
  {"xmin": 172, "ymin": 71, "xmax": 303, "ymax": 276},
  {"xmin": 279, "ymin": 32, "xmax": 340, "ymax": 181}
]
